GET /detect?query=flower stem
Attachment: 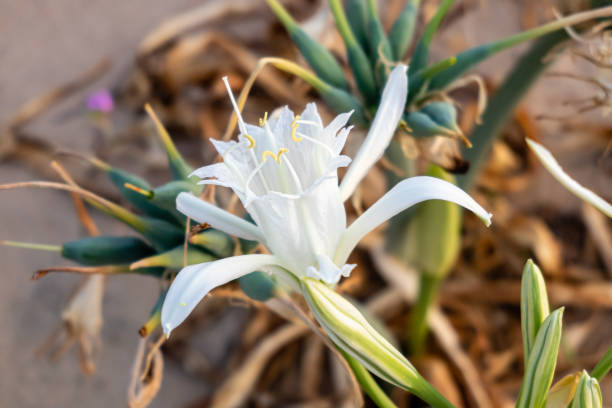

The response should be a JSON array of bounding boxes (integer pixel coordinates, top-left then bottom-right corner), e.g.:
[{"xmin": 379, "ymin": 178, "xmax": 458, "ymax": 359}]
[
  {"xmin": 341, "ymin": 349, "xmax": 398, "ymax": 408},
  {"xmin": 409, "ymin": 274, "xmax": 441, "ymax": 356}
]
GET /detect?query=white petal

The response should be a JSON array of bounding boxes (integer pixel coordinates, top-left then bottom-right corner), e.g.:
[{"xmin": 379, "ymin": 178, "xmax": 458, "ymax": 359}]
[
  {"xmin": 161, "ymin": 254, "xmax": 280, "ymax": 336},
  {"xmin": 527, "ymin": 139, "xmax": 612, "ymax": 217},
  {"xmin": 334, "ymin": 176, "xmax": 492, "ymax": 264},
  {"xmin": 176, "ymin": 192, "xmax": 265, "ymax": 242},
  {"xmin": 339, "ymin": 64, "xmax": 408, "ymax": 202},
  {"xmin": 305, "ymin": 254, "xmax": 356, "ymax": 284}
]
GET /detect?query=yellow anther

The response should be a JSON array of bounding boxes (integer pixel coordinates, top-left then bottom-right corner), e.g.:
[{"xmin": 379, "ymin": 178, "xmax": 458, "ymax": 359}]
[
  {"xmin": 290, "ymin": 115, "xmax": 302, "ymax": 142},
  {"xmin": 243, "ymin": 133, "xmax": 255, "ymax": 148},
  {"xmin": 259, "ymin": 112, "xmax": 268, "ymax": 127},
  {"xmin": 179, "ymin": 301, "xmax": 186, "ymax": 307},
  {"xmin": 276, "ymin": 148, "xmax": 289, "ymax": 163},
  {"xmin": 261, "ymin": 150, "xmax": 276, "ymax": 163},
  {"xmin": 261, "ymin": 148, "xmax": 289, "ymax": 164}
]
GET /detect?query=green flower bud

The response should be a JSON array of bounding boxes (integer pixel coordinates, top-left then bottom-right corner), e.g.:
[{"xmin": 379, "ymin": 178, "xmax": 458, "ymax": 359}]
[
  {"xmin": 409, "ymin": 165, "xmax": 460, "ymax": 279},
  {"xmin": 521, "ymin": 259, "xmax": 551, "ymax": 365},
  {"xmin": 517, "ymin": 308, "xmax": 564, "ymax": 408},
  {"xmin": 572, "ymin": 371, "xmax": 602, "ymax": 408},
  {"xmin": 189, "ymin": 229, "xmax": 234, "ymax": 258},
  {"xmin": 130, "ymin": 244, "xmax": 216, "ymax": 271},
  {"xmin": 239, "ymin": 271, "xmax": 277, "ymax": 301},
  {"xmin": 301, "ymin": 278, "xmax": 453, "ymax": 408},
  {"xmin": 61, "ymin": 236, "xmax": 155, "ymax": 266}
]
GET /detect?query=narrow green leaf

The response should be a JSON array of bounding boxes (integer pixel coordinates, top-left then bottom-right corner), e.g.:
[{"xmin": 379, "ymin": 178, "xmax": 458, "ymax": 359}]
[
  {"xmin": 345, "ymin": 0, "xmax": 370, "ymax": 52},
  {"xmin": 145, "ymin": 104, "xmax": 193, "ymax": 181},
  {"xmin": 429, "ymin": 6, "xmax": 612, "ymax": 90},
  {"xmin": 521, "ymin": 259, "xmax": 551, "ymax": 366},
  {"xmin": 591, "ymin": 345, "xmax": 612, "ymax": 381},
  {"xmin": 389, "ymin": 0, "xmax": 421, "ymax": 60},
  {"xmin": 364, "ymin": 0, "xmax": 393, "ymax": 84},
  {"xmin": 328, "ymin": 0, "xmax": 379, "ymax": 102},
  {"xmin": 266, "ymin": 57, "xmax": 367, "ymax": 124},
  {"xmin": 265, "ymin": 0, "xmax": 349, "ymax": 90},
  {"xmin": 455, "ymin": 30, "xmax": 568, "ymax": 189},
  {"xmin": 572, "ymin": 371, "xmax": 602, "ymax": 408},
  {"xmin": 408, "ymin": 0, "xmax": 455, "ymax": 76},
  {"xmin": 516, "ymin": 308, "xmax": 564, "ymax": 408}
]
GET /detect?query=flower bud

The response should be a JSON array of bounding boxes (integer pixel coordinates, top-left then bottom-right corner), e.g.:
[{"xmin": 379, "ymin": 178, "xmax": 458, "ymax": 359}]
[
  {"xmin": 301, "ymin": 278, "xmax": 453, "ymax": 408},
  {"xmin": 572, "ymin": 371, "xmax": 602, "ymax": 408}
]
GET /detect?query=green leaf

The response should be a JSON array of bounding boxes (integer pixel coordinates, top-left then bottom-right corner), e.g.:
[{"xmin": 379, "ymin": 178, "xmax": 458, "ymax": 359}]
[
  {"xmin": 328, "ymin": 0, "xmax": 379, "ymax": 102},
  {"xmin": 408, "ymin": 0, "xmax": 454, "ymax": 76},
  {"xmin": 389, "ymin": 0, "xmax": 421, "ymax": 60},
  {"xmin": 591, "ymin": 344, "xmax": 612, "ymax": 381},
  {"xmin": 516, "ymin": 308, "xmax": 564, "ymax": 408},
  {"xmin": 455, "ymin": 30, "xmax": 567, "ymax": 189},
  {"xmin": 429, "ymin": 6, "xmax": 612, "ymax": 91},
  {"xmin": 61, "ymin": 236, "xmax": 155, "ymax": 266},
  {"xmin": 345, "ymin": 0, "xmax": 370, "ymax": 52},
  {"xmin": 572, "ymin": 371, "xmax": 602, "ymax": 408},
  {"xmin": 145, "ymin": 104, "xmax": 193, "ymax": 181},
  {"xmin": 265, "ymin": 0, "xmax": 349, "ymax": 90},
  {"xmin": 521, "ymin": 259, "xmax": 551, "ymax": 366},
  {"xmin": 364, "ymin": 0, "xmax": 393, "ymax": 84}
]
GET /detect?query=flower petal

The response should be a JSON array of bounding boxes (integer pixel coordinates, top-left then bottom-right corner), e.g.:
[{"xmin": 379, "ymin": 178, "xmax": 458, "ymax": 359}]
[
  {"xmin": 334, "ymin": 176, "xmax": 492, "ymax": 264},
  {"xmin": 339, "ymin": 64, "xmax": 408, "ymax": 202},
  {"xmin": 526, "ymin": 138, "xmax": 612, "ymax": 218},
  {"xmin": 161, "ymin": 254, "xmax": 280, "ymax": 336},
  {"xmin": 176, "ymin": 192, "xmax": 265, "ymax": 242}
]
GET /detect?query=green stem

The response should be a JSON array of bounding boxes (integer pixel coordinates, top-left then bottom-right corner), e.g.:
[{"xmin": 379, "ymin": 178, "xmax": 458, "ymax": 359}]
[
  {"xmin": 0, "ymin": 240, "xmax": 61, "ymax": 252},
  {"xmin": 591, "ymin": 344, "xmax": 612, "ymax": 381},
  {"xmin": 341, "ymin": 350, "xmax": 398, "ymax": 408},
  {"xmin": 456, "ymin": 30, "xmax": 568, "ymax": 189},
  {"xmin": 410, "ymin": 274, "xmax": 441, "ymax": 356}
]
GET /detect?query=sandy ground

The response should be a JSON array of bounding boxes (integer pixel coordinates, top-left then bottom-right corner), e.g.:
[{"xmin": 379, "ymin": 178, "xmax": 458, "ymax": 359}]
[{"xmin": 0, "ymin": 1, "xmax": 212, "ymax": 406}]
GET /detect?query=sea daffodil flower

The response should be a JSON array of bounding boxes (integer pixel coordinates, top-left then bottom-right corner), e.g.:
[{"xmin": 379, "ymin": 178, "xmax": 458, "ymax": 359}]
[{"xmin": 162, "ymin": 65, "xmax": 492, "ymax": 336}]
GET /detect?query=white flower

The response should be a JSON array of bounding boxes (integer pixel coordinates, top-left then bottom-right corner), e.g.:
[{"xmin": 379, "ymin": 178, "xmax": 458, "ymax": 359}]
[{"xmin": 162, "ymin": 65, "xmax": 492, "ymax": 336}]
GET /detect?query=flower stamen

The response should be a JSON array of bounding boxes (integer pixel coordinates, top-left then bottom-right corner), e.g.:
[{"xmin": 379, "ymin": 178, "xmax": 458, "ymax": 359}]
[
  {"xmin": 261, "ymin": 148, "xmax": 290, "ymax": 164},
  {"xmin": 243, "ymin": 133, "xmax": 256, "ymax": 148},
  {"xmin": 291, "ymin": 115, "xmax": 303, "ymax": 142},
  {"xmin": 259, "ymin": 112, "xmax": 268, "ymax": 127}
]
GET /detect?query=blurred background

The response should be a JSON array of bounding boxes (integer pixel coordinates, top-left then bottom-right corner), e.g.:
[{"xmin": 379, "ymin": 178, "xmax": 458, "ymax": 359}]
[{"xmin": 1, "ymin": 0, "xmax": 610, "ymax": 407}]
